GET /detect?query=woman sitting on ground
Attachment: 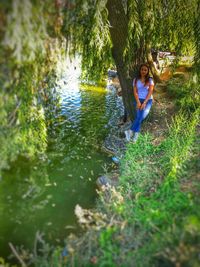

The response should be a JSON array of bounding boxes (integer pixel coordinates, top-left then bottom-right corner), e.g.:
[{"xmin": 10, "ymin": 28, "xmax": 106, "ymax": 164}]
[{"xmin": 125, "ymin": 63, "xmax": 154, "ymax": 142}]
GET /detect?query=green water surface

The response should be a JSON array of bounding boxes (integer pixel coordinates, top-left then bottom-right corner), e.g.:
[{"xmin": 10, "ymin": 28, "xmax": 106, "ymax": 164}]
[{"xmin": 0, "ymin": 79, "xmax": 123, "ymax": 259}]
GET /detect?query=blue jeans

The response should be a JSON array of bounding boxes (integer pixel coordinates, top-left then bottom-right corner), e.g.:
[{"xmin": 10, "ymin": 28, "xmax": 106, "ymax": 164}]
[{"xmin": 130, "ymin": 99, "xmax": 153, "ymax": 132}]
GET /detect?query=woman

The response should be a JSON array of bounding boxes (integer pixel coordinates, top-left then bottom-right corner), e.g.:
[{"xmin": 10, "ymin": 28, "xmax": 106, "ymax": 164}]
[{"xmin": 125, "ymin": 63, "xmax": 154, "ymax": 142}]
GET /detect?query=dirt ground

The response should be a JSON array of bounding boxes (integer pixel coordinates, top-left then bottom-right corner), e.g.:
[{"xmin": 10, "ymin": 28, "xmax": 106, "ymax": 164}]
[
  {"xmin": 142, "ymin": 66, "xmax": 191, "ymax": 144},
  {"xmin": 142, "ymin": 80, "xmax": 176, "ymax": 145}
]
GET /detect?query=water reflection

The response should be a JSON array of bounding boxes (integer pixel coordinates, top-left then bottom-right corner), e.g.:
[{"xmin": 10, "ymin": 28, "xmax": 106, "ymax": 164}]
[{"xmin": 0, "ymin": 71, "xmax": 123, "ymax": 260}]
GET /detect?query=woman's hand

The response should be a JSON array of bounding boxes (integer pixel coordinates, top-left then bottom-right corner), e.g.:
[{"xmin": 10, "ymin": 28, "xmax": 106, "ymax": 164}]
[
  {"xmin": 140, "ymin": 101, "xmax": 147, "ymax": 110},
  {"xmin": 136, "ymin": 101, "xmax": 141, "ymax": 109}
]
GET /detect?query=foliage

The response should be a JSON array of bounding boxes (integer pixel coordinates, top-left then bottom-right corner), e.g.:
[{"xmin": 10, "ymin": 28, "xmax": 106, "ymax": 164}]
[
  {"xmin": 123, "ymin": 0, "xmax": 198, "ymax": 70},
  {"xmin": 3, "ymin": 0, "xmax": 47, "ymax": 64},
  {"xmin": 0, "ymin": 0, "xmax": 66, "ymax": 175},
  {"xmin": 194, "ymin": 1, "xmax": 200, "ymax": 78},
  {"xmin": 60, "ymin": 0, "xmax": 199, "ymax": 78},
  {"xmin": 167, "ymin": 71, "xmax": 200, "ymax": 111},
  {"xmin": 62, "ymin": 0, "xmax": 112, "ymax": 81}
]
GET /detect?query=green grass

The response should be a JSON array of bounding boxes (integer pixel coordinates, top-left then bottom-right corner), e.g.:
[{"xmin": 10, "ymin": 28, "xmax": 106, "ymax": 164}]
[
  {"xmin": 115, "ymin": 108, "xmax": 199, "ymax": 266},
  {"xmin": 167, "ymin": 73, "xmax": 200, "ymax": 112}
]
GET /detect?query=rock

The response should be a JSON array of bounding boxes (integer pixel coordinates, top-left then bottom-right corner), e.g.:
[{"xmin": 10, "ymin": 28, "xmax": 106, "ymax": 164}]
[
  {"xmin": 96, "ymin": 175, "xmax": 111, "ymax": 188},
  {"xmin": 108, "ymin": 69, "xmax": 118, "ymax": 78},
  {"xmin": 96, "ymin": 174, "xmax": 119, "ymax": 190},
  {"xmin": 103, "ymin": 134, "xmax": 126, "ymax": 155}
]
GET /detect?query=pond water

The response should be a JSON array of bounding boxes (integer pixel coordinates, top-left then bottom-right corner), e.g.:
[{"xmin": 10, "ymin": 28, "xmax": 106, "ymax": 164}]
[{"xmin": 0, "ymin": 67, "xmax": 123, "ymax": 260}]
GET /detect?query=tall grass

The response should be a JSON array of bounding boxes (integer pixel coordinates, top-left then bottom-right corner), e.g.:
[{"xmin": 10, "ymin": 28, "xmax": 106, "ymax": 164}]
[
  {"xmin": 119, "ymin": 108, "xmax": 199, "ymax": 267},
  {"xmin": 167, "ymin": 73, "xmax": 200, "ymax": 112}
]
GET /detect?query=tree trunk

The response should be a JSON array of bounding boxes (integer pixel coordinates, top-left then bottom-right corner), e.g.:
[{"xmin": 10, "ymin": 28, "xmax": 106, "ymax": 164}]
[
  {"xmin": 146, "ymin": 44, "xmax": 162, "ymax": 83},
  {"xmin": 106, "ymin": 0, "xmax": 135, "ymax": 121}
]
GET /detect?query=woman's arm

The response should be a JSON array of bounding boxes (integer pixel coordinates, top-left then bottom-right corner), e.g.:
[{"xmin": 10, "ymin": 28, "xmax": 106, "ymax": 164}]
[
  {"xmin": 133, "ymin": 85, "xmax": 141, "ymax": 109},
  {"xmin": 140, "ymin": 84, "xmax": 154, "ymax": 110}
]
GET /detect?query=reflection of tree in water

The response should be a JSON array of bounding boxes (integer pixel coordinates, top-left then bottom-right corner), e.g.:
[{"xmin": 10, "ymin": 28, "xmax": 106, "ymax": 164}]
[{"xmin": 78, "ymin": 90, "xmax": 108, "ymax": 144}]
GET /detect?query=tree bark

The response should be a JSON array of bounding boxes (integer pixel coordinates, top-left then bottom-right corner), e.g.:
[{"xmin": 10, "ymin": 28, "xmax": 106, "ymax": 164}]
[
  {"xmin": 106, "ymin": 0, "xmax": 135, "ymax": 121},
  {"xmin": 146, "ymin": 44, "xmax": 162, "ymax": 83}
]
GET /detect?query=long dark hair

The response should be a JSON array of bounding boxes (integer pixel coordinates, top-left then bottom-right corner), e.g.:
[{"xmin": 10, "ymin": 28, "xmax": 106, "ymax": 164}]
[{"xmin": 135, "ymin": 63, "xmax": 151, "ymax": 85}]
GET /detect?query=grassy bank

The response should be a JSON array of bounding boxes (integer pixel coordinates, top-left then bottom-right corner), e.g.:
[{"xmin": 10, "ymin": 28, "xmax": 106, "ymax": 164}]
[{"xmin": 62, "ymin": 110, "xmax": 199, "ymax": 267}]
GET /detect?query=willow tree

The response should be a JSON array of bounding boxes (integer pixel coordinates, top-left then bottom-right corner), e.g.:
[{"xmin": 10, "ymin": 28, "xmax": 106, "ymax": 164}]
[
  {"xmin": 61, "ymin": 0, "xmax": 198, "ymax": 120},
  {"xmin": 194, "ymin": 0, "xmax": 200, "ymax": 78},
  {"xmin": 0, "ymin": 0, "xmax": 66, "ymax": 174}
]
